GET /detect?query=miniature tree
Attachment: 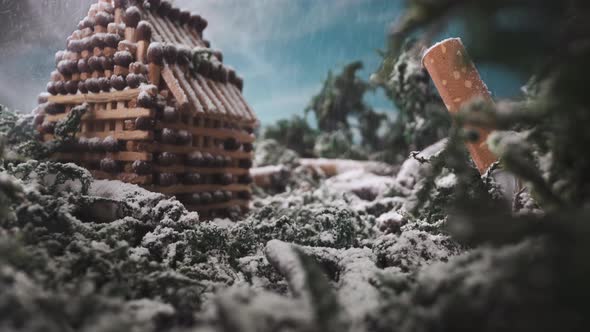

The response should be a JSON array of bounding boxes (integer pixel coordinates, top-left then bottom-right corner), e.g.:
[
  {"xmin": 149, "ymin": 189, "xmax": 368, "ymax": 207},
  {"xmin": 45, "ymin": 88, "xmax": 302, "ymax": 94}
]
[
  {"xmin": 263, "ymin": 115, "xmax": 318, "ymax": 157},
  {"xmin": 374, "ymin": 39, "xmax": 451, "ymax": 163},
  {"xmin": 305, "ymin": 61, "xmax": 373, "ymax": 133}
]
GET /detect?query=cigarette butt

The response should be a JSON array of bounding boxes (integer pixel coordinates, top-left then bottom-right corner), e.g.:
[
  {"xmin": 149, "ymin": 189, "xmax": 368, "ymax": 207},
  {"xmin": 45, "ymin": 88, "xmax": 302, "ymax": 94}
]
[{"xmin": 422, "ymin": 38, "xmax": 497, "ymax": 174}]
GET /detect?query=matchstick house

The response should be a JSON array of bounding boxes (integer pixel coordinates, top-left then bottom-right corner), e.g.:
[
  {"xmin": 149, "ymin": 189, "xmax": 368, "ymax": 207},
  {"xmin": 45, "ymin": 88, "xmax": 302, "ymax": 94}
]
[{"xmin": 35, "ymin": 0, "xmax": 258, "ymax": 219}]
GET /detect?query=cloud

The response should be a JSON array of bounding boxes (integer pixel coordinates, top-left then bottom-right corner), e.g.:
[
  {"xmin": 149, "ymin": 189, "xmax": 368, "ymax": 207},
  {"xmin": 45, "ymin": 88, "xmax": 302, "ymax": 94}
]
[
  {"xmin": 175, "ymin": 0, "xmax": 377, "ymax": 81},
  {"xmin": 0, "ymin": 0, "xmax": 395, "ymax": 119},
  {"xmin": 177, "ymin": 0, "xmax": 372, "ymax": 47},
  {"xmin": 0, "ymin": 0, "xmax": 94, "ymax": 111},
  {"xmin": 175, "ymin": 0, "xmax": 389, "ymax": 123}
]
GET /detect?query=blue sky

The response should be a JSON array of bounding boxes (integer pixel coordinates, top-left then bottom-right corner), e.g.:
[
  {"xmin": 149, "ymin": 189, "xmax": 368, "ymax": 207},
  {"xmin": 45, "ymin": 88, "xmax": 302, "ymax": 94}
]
[
  {"xmin": 0, "ymin": 0, "xmax": 524, "ymax": 125},
  {"xmin": 176, "ymin": 0, "xmax": 524, "ymax": 125},
  {"xmin": 176, "ymin": 0, "xmax": 399, "ymax": 125}
]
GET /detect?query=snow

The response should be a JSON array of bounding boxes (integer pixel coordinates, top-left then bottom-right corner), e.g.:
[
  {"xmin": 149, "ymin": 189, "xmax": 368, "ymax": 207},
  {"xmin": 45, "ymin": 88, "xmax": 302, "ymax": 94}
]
[
  {"xmin": 489, "ymin": 168, "xmax": 522, "ymax": 200},
  {"xmin": 377, "ymin": 210, "xmax": 404, "ymax": 226},
  {"xmin": 265, "ymin": 240, "xmax": 307, "ymax": 298},
  {"xmin": 435, "ymin": 173, "xmax": 457, "ymax": 189},
  {"xmin": 89, "ymin": 179, "xmax": 169, "ymax": 219},
  {"xmin": 129, "ymin": 247, "xmax": 150, "ymax": 261},
  {"xmin": 0, "ymin": 110, "xmax": 545, "ymax": 331},
  {"xmin": 336, "ymin": 247, "xmax": 380, "ymax": 325},
  {"xmin": 125, "ymin": 299, "xmax": 176, "ymax": 322},
  {"xmin": 396, "ymin": 139, "xmax": 447, "ymax": 189},
  {"xmin": 90, "ymin": 241, "xmax": 111, "ymax": 252},
  {"xmin": 325, "ymin": 169, "xmax": 396, "ymax": 200}
]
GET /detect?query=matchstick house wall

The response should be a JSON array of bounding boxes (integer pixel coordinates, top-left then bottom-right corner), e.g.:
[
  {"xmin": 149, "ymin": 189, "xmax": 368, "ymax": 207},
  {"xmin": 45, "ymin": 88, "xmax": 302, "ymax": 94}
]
[{"xmin": 35, "ymin": 0, "xmax": 258, "ymax": 219}]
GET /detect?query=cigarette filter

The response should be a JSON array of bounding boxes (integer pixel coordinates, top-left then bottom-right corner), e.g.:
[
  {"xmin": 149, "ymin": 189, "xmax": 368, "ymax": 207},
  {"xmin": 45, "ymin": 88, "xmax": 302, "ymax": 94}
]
[{"xmin": 422, "ymin": 38, "xmax": 497, "ymax": 174}]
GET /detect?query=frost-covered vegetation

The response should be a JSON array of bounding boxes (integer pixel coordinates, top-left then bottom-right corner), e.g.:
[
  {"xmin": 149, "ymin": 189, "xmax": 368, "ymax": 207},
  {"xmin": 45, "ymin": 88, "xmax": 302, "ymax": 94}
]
[
  {"xmin": 1, "ymin": 102, "xmax": 465, "ymax": 331},
  {"xmin": 263, "ymin": 43, "xmax": 449, "ymax": 165},
  {"xmin": 2, "ymin": 0, "xmax": 590, "ymax": 331}
]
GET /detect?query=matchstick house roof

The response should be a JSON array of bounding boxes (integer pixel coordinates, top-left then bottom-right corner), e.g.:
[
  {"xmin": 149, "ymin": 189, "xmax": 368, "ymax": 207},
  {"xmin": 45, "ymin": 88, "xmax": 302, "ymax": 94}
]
[{"xmin": 48, "ymin": 0, "xmax": 257, "ymax": 125}]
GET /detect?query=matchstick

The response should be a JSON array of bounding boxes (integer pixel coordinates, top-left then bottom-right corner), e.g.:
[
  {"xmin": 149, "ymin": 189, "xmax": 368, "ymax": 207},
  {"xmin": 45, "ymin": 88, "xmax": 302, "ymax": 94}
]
[
  {"xmin": 124, "ymin": 6, "xmax": 141, "ymax": 43},
  {"xmin": 147, "ymin": 42, "xmax": 163, "ymax": 86},
  {"xmin": 422, "ymin": 38, "xmax": 497, "ymax": 174},
  {"xmin": 136, "ymin": 21, "xmax": 153, "ymax": 63}
]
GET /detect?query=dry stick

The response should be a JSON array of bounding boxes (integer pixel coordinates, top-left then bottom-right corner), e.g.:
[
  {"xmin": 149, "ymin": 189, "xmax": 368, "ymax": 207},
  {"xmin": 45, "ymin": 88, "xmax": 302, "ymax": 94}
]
[{"xmin": 422, "ymin": 38, "xmax": 497, "ymax": 174}]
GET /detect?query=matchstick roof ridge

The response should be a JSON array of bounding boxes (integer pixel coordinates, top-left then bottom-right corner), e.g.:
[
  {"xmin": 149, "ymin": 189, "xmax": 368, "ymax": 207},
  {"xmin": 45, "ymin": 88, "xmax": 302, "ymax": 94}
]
[{"xmin": 47, "ymin": 0, "xmax": 257, "ymax": 124}]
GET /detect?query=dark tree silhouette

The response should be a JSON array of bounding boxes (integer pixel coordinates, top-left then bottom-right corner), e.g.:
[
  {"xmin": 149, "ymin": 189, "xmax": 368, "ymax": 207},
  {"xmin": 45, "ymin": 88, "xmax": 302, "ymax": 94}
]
[
  {"xmin": 263, "ymin": 115, "xmax": 318, "ymax": 157},
  {"xmin": 305, "ymin": 61, "xmax": 373, "ymax": 133}
]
